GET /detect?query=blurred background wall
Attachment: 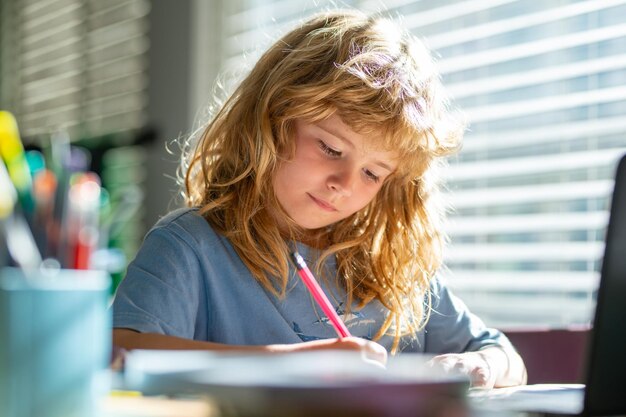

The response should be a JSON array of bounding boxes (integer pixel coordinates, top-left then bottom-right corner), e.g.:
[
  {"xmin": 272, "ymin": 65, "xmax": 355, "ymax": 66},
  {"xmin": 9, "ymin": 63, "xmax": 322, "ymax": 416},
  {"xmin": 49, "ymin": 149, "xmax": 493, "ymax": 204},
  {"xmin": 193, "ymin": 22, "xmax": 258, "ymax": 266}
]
[{"xmin": 2, "ymin": 0, "xmax": 625, "ymax": 329}]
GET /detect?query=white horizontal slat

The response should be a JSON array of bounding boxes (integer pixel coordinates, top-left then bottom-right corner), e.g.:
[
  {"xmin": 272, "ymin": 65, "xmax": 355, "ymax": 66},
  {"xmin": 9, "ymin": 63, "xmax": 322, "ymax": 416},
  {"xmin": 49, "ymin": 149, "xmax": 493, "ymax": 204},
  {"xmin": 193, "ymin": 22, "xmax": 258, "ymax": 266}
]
[
  {"xmin": 21, "ymin": 89, "xmax": 81, "ymax": 112},
  {"xmin": 448, "ymin": 271, "xmax": 598, "ymax": 326},
  {"xmin": 88, "ymin": 19, "xmax": 146, "ymax": 46},
  {"xmin": 20, "ymin": 103, "xmax": 80, "ymax": 129},
  {"xmin": 87, "ymin": 33, "xmax": 148, "ymax": 58},
  {"xmin": 21, "ymin": 71, "xmax": 81, "ymax": 100},
  {"xmin": 21, "ymin": 3, "xmax": 81, "ymax": 36},
  {"xmin": 87, "ymin": 33, "xmax": 148, "ymax": 59},
  {"xmin": 21, "ymin": 26, "xmax": 82, "ymax": 57},
  {"xmin": 21, "ymin": 40, "xmax": 83, "ymax": 68},
  {"xmin": 446, "ymin": 148, "xmax": 626, "ymax": 181},
  {"xmin": 428, "ymin": 0, "xmax": 626, "ymax": 50},
  {"xmin": 21, "ymin": 87, "xmax": 81, "ymax": 109},
  {"xmin": 21, "ymin": 0, "xmax": 73, "ymax": 16},
  {"xmin": 445, "ymin": 241, "xmax": 604, "ymax": 262},
  {"xmin": 400, "ymin": 0, "xmax": 519, "ymax": 31},
  {"xmin": 466, "ymin": 86, "xmax": 626, "ymax": 124},
  {"xmin": 443, "ymin": 270, "xmax": 599, "ymax": 292},
  {"xmin": 438, "ymin": 23, "xmax": 626, "ymax": 75},
  {"xmin": 20, "ymin": 52, "xmax": 82, "ymax": 79},
  {"xmin": 88, "ymin": 59, "xmax": 145, "ymax": 84},
  {"xmin": 455, "ymin": 294, "xmax": 595, "ymax": 327},
  {"xmin": 21, "ymin": 62, "xmax": 80, "ymax": 88},
  {"xmin": 87, "ymin": 73, "xmax": 147, "ymax": 98},
  {"xmin": 90, "ymin": 0, "xmax": 149, "ymax": 29},
  {"xmin": 90, "ymin": 0, "xmax": 144, "ymax": 15},
  {"xmin": 447, "ymin": 54, "xmax": 626, "ymax": 99},
  {"xmin": 226, "ymin": 0, "xmax": 332, "ymax": 33},
  {"xmin": 461, "ymin": 116, "xmax": 626, "ymax": 152},
  {"xmin": 446, "ymin": 211, "xmax": 609, "ymax": 236},
  {"xmin": 446, "ymin": 180, "xmax": 614, "ymax": 209},
  {"xmin": 21, "ymin": 35, "xmax": 82, "ymax": 63},
  {"xmin": 84, "ymin": 93, "xmax": 146, "ymax": 116}
]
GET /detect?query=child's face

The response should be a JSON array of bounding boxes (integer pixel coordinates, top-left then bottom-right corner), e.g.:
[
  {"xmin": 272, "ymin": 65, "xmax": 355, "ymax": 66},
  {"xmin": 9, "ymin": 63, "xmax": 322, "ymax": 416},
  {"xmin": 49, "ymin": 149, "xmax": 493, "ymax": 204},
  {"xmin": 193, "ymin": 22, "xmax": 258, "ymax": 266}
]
[{"xmin": 273, "ymin": 113, "xmax": 398, "ymax": 232}]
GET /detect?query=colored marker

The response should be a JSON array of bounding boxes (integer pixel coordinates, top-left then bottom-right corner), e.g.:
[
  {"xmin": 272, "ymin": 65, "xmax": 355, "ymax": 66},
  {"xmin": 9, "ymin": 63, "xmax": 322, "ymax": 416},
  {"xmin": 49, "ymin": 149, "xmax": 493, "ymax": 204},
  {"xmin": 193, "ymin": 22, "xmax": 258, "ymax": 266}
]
[
  {"xmin": 32, "ymin": 169, "xmax": 58, "ymax": 257},
  {"xmin": 291, "ymin": 251, "xmax": 352, "ymax": 338},
  {"xmin": 0, "ymin": 159, "xmax": 41, "ymax": 269},
  {"xmin": 0, "ymin": 111, "xmax": 34, "ymax": 216},
  {"xmin": 0, "ymin": 157, "xmax": 16, "ymax": 220},
  {"xmin": 25, "ymin": 149, "xmax": 46, "ymax": 178},
  {"xmin": 67, "ymin": 172, "xmax": 101, "ymax": 270}
]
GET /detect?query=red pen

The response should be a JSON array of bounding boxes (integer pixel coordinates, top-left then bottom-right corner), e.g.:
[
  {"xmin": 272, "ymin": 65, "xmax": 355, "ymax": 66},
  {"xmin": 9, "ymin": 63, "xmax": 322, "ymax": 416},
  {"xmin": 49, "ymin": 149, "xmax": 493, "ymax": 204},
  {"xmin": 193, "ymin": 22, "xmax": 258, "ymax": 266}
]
[
  {"xmin": 291, "ymin": 251, "xmax": 352, "ymax": 338},
  {"xmin": 67, "ymin": 172, "xmax": 101, "ymax": 269}
]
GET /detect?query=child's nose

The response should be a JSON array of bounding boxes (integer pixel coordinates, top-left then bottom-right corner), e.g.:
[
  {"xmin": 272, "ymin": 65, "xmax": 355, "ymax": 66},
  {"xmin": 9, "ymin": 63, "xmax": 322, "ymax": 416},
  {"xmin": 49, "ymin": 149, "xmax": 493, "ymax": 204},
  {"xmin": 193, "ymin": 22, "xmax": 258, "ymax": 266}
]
[{"xmin": 327, "ymin": 169, "xmax": 356, "ymax": 196}]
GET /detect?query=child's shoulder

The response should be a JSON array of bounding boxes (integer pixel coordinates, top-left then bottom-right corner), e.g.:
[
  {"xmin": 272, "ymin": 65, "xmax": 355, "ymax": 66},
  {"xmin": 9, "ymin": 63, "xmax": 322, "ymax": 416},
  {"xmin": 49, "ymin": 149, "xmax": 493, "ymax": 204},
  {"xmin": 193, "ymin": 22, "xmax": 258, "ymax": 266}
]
[
  {"xmin": 150, "ymin": 207, "xmax": 218, "ymax": 243},
  {"xmin": 156, "ymin": 206, "xmax": 202, "ymax": 225}
]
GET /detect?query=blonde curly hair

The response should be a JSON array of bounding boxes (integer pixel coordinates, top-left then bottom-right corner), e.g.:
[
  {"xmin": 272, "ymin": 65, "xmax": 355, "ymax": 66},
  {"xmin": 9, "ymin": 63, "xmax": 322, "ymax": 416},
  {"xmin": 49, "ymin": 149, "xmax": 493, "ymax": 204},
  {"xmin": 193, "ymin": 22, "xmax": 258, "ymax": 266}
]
[{"xmin": 182, "ymin": 10, "xmax": 464, "ymax": 352}]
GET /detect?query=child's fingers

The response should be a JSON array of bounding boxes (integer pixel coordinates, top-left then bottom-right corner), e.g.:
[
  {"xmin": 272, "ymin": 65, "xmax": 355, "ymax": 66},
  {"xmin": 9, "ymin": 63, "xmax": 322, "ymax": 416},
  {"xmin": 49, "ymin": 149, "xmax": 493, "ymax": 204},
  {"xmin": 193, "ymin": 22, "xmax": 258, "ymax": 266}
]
[
  {"xmin": 360, "ymin": 339, "xmax": 388, "ymax": 366},
  {"xmin": 280, "ymin": 336, "xmax": 387, "ymax": 366},
  {"xmin": 469, "ymin": 365, "xmax": 491, "ymax": 388},
  {"xmin": 430, "ymin": 353, "xmax": 495, "ymax": 388}
]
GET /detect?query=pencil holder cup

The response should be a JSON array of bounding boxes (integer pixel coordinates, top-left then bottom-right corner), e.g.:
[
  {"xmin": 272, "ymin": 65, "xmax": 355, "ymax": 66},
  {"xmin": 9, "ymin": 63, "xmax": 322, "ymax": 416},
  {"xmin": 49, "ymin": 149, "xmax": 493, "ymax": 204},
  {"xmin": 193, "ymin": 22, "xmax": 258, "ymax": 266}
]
[{"xmin": 0, "ymin": 267, "xmax": 111, "ymax": 417}]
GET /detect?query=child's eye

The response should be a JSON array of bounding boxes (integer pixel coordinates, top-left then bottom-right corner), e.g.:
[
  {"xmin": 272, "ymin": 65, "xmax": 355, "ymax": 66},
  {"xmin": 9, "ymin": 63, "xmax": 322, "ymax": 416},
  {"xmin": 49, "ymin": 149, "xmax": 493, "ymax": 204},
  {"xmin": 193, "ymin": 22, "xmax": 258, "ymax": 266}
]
[
  {"xmin": 364, "ymin": 169, "xmax": 380, "ymax": 183},
  {"xmin": 318, "ymin": 141, "xmax": 341, "ymax": 157}
]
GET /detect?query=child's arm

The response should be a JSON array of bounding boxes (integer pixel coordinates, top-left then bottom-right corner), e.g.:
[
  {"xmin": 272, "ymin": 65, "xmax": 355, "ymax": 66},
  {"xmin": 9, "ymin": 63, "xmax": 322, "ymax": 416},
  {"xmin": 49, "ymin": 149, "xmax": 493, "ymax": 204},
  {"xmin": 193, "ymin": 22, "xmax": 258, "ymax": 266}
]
[
  {"xmin": 423, "ymin": 277, "xmax": 527, "ymax": 388},
  {"xmin": 430, "ymin": 344, "xmax": 527, "ymax": 388},
  {"xmin": 113, "ymin": 328, "xmax": 387, "ymax": 363}
]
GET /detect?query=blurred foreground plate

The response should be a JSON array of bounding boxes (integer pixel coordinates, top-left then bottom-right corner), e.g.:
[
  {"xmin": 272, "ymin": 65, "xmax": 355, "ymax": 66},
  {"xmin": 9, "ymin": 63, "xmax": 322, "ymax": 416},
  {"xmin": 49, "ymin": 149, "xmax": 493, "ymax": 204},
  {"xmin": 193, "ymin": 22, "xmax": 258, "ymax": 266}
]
[{"xmin": 124, "ymin": 350, "xmax": 469, "ymax": 417}]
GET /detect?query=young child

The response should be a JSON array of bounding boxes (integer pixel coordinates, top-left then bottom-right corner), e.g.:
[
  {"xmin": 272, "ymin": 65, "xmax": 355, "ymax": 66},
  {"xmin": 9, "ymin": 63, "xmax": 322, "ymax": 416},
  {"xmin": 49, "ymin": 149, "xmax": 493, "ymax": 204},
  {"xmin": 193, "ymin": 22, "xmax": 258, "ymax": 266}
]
[{"xmin": 112, "ymin": 9, "xmax": 526, "ymax": 388}]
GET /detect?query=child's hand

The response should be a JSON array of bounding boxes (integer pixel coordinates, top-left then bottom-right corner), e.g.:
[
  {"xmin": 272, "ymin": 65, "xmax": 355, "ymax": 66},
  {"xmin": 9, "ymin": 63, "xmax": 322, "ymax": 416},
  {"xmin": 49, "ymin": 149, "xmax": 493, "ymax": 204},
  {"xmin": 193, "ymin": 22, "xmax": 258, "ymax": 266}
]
[
  {"xmin": 331, "ymin": 337, "xmax": 388, "ymax": 367},
  {"xmin": 270, "ymin": 337, "xmax": 388, "ymax": 366},
  {"xmin": 429, "ymin": 351, "xmax": 495, "ymax": 388}
]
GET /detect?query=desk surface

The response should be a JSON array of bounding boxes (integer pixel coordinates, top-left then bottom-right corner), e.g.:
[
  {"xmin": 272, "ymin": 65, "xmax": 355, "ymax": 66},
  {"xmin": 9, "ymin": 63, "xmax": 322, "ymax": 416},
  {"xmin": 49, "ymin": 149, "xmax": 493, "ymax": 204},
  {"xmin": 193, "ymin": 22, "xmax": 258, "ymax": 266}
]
[{"xmin": 101, "ymin": 394, "xmax": 217, "ymax": 417}]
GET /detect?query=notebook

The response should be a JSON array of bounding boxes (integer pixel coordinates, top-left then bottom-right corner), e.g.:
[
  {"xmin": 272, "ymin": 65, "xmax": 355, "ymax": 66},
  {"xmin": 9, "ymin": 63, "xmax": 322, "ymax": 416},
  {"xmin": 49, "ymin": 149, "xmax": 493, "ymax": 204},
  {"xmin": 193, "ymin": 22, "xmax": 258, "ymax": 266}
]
[
  {"xmin": 123, "ymin": 350, "xmax": 470, "ymax": 417},
  {"xmin": 471, "ymin": 153, "xmax": 626, "ymax": 417}
]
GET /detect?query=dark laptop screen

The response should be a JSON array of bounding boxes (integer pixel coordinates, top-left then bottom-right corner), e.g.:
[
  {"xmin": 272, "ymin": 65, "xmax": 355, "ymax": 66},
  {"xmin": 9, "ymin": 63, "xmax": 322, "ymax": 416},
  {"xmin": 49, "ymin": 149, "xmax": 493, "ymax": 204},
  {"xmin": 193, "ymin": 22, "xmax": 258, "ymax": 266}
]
[{"xmin": 584, "ymin": 154, "xmax": 626, "ymax": 416}]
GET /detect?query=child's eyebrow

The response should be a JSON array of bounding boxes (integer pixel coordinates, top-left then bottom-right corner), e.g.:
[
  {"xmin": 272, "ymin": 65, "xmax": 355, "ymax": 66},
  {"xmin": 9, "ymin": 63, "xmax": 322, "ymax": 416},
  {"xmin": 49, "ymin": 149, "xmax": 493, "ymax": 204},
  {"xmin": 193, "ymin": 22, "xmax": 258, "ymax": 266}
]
[
  {"xmin": 315, "ymin": 124, "xmax": 395, "ymax": 172},
  {"xmin": 316, "ymin": 124, "xmax": 354, "ymax": 148},
  {"xmin": 374, "ymin": 160, "xmax": 395, "ymax": 173}
]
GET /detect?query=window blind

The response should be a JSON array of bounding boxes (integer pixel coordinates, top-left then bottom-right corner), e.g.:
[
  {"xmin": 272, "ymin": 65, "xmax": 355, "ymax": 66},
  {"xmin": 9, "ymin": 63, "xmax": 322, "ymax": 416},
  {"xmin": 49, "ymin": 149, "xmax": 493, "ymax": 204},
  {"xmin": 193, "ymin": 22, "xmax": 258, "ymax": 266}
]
[
  {"xmin": 398, "ymin": 0, "xmax": 626, "ymax": 327},
  {"xmin": 208, "ymin": 0, "xmax": 626, "ymax": 327},
  {"xmin": 218, "ymin": 0, "xmax": 353, "ymax": 80},
  {"xmin": 0, "ymin": 0, "xmax": 150, "ymax": 141}
]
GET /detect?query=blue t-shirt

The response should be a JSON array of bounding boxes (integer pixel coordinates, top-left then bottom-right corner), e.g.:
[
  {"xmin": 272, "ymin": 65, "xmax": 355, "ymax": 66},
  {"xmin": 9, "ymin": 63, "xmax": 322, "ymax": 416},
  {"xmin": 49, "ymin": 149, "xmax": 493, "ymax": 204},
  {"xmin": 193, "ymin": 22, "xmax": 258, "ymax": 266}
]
[{"xmin": 112, "ymin": 208, "xmax": 510, "ymax": 353}]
